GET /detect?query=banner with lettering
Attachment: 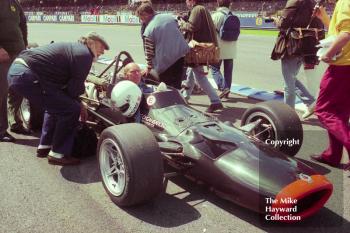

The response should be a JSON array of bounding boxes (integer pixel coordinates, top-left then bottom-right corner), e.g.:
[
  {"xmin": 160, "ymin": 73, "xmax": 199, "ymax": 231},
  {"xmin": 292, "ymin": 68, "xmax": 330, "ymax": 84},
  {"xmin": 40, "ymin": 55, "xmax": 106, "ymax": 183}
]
[
  {"xmin": 57, "ymin": 15, "xmax": 75, "ymax": 22},
  {"xmin": 99, "ymin": 15, "xmax": 119, "ymax": 24},
  {"xmin": 81, "ymin": 15, "xmax": 98, "ymax": 23}
]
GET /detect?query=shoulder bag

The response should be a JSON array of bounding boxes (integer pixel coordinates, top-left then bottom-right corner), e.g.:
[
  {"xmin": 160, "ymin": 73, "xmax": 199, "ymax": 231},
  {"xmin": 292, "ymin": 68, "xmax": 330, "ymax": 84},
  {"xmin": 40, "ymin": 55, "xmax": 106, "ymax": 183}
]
[{"xmin": 184, "ymin": 10, "xmax": 220, "ymax": 66}]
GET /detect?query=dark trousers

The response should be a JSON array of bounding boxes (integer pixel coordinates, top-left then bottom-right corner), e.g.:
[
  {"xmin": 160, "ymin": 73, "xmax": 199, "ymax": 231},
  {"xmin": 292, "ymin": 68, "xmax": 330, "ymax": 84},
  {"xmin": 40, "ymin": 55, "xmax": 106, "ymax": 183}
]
[
  {"xmin": 8, "ymin": 63, "xmax": 80, "ymax": 155},
  {"xmin": 0, "ymin": 54, "xmax": 24, "ymax": 133},
  {"xmin": 315, "ymin": 65, "xmax": 350, "ymax": 164},
  {"xmin": 0, "ymin": 57, "xmax": 12, "ymax": 134},
  {"xmin": 159, "ymin": 57, "xmax": 184, "ymax": 90},
  {"xmin": 8, "ymin": 84, "xmax": 24, "ymax": 129}
]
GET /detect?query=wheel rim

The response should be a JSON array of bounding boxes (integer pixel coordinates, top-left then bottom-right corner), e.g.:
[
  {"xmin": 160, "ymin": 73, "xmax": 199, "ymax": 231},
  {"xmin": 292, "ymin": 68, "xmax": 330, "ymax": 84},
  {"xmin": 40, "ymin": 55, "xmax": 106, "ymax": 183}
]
[
  {"xmin": 20, "ymin": 99, "xmax": 31, "ymax": 127},
  {"xmin": 245, "ymin": 112, "xmax": 278, "ymax": 148},
  {"xmin": 99, "ymin": 138, "xmax": 126, "ymax": 196}
]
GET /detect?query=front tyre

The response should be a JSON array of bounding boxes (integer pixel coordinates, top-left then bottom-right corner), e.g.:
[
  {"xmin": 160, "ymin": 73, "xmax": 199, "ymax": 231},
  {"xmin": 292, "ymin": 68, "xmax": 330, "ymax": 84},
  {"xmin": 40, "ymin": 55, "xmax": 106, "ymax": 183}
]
[
  {"xmin": 97, "ymin": 123, "xmax": 164, "ymax": 206},
  {"xmin": 241, "ymin": 101, "xmax": 303, "ymax": 157}
]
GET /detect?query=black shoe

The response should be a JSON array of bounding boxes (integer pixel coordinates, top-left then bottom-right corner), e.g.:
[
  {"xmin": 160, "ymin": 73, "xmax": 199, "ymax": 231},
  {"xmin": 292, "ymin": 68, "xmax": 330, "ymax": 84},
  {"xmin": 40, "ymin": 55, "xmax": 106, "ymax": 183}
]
[
  {"xmin": 10, "ymin": 126, "xmax": 32, "ymax": 135},
  {"xmin": 37, "ymin": 148, "xmax": 51, "ymax": 158},
  {"xmin": 219, "ymin": 88, "xmax": 230, "ymax": 99},
  {"xmin": 0, "ymin": 131, "xmax": 16, "ymax": 142},
  {"xmin": 48, "ymin": 155, "xmax": 80, "ymax": 166},
  {"xmin": 274, "ymin": 90, "xmax": 284, "ymax": 96},
  {"xmin": 310, "ymin": 154, "xmax": 339, "ymax": 168},
  {"xmin": 181, "ymin": 83, "xmax": 190, "ymax": 90},
  {"xmin": 206, "ymin": 103, "xmax": 224, "ymax": 113},
  {"xmin": 193, "ymin": 86, "xmax": 204, "ymax": 94},
  {"xmin": 343, "ymin": 163, "xmax": 350, "ymax": 170}
]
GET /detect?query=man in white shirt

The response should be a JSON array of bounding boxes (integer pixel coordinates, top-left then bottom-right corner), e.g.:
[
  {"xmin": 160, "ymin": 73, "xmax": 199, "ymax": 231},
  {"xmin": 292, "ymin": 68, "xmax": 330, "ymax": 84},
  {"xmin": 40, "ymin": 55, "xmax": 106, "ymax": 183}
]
[{"xmin": 210, "ymin": 0, "xmax": 238, "ymax": 99}]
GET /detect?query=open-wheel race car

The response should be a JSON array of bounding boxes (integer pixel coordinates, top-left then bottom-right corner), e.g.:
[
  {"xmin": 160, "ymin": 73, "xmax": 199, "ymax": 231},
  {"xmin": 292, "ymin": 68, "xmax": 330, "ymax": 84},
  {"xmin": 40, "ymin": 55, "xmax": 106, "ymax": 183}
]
[{"xmin": 21, "ymin": 51, "xmax": 333, "ymax": 222}]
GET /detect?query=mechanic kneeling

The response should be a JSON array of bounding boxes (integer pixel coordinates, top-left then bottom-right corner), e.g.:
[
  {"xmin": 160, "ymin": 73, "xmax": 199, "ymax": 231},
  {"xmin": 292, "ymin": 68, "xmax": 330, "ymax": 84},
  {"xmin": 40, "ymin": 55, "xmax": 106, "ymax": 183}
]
[{"xmin": 7, "ymin": 32, "xmax": 109, "ymax": 166}]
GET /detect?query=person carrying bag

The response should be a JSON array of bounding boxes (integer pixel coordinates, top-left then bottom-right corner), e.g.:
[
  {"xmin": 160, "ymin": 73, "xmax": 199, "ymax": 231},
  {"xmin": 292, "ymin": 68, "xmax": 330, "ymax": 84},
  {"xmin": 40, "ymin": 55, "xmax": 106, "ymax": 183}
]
[
  {"xmin": 179, "ymin": 0, "xmax": 223, "ymax": 113},
  {"xmin": 184, "ymin": 10, "xmax": 220, "ymax": 67},
  {"xmin": 270, "ymin": 0, "xmax": 325, "ymax": 119}
]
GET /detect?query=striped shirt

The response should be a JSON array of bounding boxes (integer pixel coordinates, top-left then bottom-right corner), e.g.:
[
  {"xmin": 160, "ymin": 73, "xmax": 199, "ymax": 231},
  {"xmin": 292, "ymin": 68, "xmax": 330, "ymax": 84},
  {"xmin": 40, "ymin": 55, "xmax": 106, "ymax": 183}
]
[{"xmin": 144, "ymin": 36, "xmax": 155, "ymax": 69}]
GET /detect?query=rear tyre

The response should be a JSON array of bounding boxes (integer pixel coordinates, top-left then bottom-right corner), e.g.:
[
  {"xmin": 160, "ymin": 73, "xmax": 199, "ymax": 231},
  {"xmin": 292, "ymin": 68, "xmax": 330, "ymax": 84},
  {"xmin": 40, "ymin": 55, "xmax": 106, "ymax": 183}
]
[
  {"xmin": 97, "ymin": 123, "xmax": 164, "ymax": 206},
  {"xmin": 241, "ymin": 101, "xmax": 303, "ymax": 157},
  {"xmin": 20, "ymin": 98, "xmax": 43, "ymax": 130}
]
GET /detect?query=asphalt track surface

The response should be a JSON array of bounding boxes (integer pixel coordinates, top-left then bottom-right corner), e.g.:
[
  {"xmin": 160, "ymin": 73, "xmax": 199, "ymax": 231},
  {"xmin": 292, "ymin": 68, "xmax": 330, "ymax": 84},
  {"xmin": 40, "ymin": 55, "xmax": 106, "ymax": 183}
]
[{"xmin": 1, "ymin": 23, "xmax": 349, "ymax": 233}]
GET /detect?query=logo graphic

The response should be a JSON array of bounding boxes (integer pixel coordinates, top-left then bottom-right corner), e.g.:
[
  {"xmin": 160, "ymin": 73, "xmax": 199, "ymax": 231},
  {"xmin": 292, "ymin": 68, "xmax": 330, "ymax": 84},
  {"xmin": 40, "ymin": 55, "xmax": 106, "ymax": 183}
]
[
  {"xmin": 255, "ymin": 17, "xmax": 263, "ymax": 26},
  {"xmin": 147, "ymin": 96, "xmax": 156, "ymax": 106},
  {"xmin": 298, "ymin": 173, "xmax": 313, "ymax": 183}
]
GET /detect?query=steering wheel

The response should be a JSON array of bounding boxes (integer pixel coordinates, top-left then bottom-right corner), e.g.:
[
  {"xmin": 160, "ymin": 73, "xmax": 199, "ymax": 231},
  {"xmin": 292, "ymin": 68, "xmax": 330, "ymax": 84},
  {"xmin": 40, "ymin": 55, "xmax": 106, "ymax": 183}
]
[
  {"xmin": 143, "ymin": 77, "xmax": 160, "ymax": 86},
  {"xmin": 97, "ymin": 51, "xmax": 135, "ymax": 85},
  {"xmin": 112, "ymin": 51, "xmax": 135, "ymax": 84}
]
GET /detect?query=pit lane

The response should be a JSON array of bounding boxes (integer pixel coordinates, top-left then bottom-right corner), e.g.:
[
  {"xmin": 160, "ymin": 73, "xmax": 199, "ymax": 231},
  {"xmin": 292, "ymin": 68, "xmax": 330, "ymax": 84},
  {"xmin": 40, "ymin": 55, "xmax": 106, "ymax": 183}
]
[{"xmin": 0, "ymin": 23, "xmax": 349, "ymax": 233}]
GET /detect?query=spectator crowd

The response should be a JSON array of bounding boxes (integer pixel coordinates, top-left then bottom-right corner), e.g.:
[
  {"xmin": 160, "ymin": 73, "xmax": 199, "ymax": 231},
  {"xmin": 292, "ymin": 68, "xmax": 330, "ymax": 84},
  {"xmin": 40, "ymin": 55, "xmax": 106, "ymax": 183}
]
[{"xmin": 20, "ymin": 0, "xmax": 326, "ymax": 15}]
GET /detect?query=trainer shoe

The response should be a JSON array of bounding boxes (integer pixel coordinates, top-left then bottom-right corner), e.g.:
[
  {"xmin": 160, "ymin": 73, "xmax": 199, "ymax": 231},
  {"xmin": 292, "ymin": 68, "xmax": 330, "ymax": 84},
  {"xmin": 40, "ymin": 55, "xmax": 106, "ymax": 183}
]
[
  {"xmin": 193, "ymin": 86, "xmax": 204, "ymax": 94},
  {"xmin": 302, "ymin": 104, "xmax": 315, "ymax": 119},
  {"xmin": 206, "ymin": 103, "xmax": 224, "ymax": 113},
  {"xmin": 10, "ymin": 125, "xmax": 32, "ymax": 135},
  {"xmin": 181, "ymin": 82, "xmax": 190, "ymax": 90},
  {"xmin": 0, "ymin": 131, "xmax": 16, "ymax": 142},
  {"xmin": 219, "ymin": 88, "xmax": 230, "ymax": 99}
]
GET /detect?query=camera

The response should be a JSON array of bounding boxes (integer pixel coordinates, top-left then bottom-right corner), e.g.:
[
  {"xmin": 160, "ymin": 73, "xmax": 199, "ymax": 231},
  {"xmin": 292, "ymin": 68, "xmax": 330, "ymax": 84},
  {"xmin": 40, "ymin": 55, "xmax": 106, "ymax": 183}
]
[{"xmin": 177, "ymin": 12, "xmax": 189, "ymax": 22}]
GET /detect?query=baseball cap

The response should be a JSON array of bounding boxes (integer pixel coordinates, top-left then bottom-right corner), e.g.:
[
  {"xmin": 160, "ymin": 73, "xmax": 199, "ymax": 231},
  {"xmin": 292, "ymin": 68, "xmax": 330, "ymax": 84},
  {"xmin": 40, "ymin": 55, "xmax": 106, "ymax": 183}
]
[{"xmin": 86, "ymin": 32, "xmax": 110, "ymax": 50}]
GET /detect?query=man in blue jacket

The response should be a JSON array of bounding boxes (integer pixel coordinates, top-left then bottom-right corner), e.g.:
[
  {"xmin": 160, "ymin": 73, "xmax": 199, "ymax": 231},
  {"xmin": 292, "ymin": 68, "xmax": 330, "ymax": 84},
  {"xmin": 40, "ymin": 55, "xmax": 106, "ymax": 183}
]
[
  {"xmin": 136, "ymin": 3, "xmax": 189, "ymax": 89},
  {"xmin": 7, "ymin": 32, "xmax": 109, "ymax": 166}
]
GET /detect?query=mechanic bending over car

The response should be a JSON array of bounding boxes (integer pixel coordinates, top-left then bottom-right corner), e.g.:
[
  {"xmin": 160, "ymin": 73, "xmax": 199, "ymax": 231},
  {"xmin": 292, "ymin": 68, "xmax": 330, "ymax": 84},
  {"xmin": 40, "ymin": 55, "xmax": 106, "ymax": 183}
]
[{"xmin": 7, "ymin": 32, "xmax": 109, "ymax": 166}]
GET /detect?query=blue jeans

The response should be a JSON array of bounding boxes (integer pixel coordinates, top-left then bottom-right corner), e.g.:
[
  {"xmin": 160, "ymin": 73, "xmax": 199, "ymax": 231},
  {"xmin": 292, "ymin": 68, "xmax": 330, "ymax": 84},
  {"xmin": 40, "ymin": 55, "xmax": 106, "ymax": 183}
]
[
  {"xmin": 182, "ymin": 66, "xmax": 221, "ymax": 104},
  {"xmin": 210, "ymin": 59, "xmax": 233, "ymax": 90},
  {"xmin": 281, "ymin": 56, "xmax": 315, "ymax": 108}
]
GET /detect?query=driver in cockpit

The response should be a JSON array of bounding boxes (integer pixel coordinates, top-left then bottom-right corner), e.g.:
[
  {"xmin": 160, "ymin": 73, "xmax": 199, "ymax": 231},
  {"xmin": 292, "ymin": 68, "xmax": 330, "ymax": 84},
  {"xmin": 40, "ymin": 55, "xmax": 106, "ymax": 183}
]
[
  {"xmin": 123, "ymin": 62, "xmax": 154, "ymax": 93},
  {"xmin": 111, "ymin": 62, "xmax": 167, "ymax": 123},
  {"xmin": 123, "ymin": 62, "xmax": 168, "ymax": 93},
  {"xmin": 110, "ymin": 62, "xmax": 169, "ymax": 123}
]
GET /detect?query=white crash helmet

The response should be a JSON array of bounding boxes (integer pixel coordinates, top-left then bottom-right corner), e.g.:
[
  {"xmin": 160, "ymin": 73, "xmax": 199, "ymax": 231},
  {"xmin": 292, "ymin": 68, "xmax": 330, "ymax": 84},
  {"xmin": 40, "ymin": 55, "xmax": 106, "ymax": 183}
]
[{"xmin": 111, "ymin": 80, "xmax": 142, "ymax": 117}]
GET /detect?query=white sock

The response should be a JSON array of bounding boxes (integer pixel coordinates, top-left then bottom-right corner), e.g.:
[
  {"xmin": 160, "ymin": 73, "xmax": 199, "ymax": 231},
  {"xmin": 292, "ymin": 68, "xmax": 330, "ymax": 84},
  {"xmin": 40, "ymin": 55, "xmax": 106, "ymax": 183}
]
[
  {"xmin": 38, "ymin": 145, "xmax": 51, "ymax": 149},
  {"xmin": 48, "ymin": 151, "xmax": 64, "ymax": 159}
]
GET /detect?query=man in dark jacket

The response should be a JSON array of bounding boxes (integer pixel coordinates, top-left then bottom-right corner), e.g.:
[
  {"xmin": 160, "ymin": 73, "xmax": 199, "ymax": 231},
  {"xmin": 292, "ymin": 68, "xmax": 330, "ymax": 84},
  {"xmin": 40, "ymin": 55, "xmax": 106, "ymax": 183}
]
[
  {"xmin": 7, "ymin": 32, "xmax": 109, "ymax": 166},
  {"xmin": 271, "ymin": 0, "xmax": 325, "ymax": 119},
  {"xmin": 179, "ymin": 0, "xmax": 223, "ymax": 113},
  {"xmin": 0, "ymin": 0, "xmax": 28, "ymax": 142}
]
